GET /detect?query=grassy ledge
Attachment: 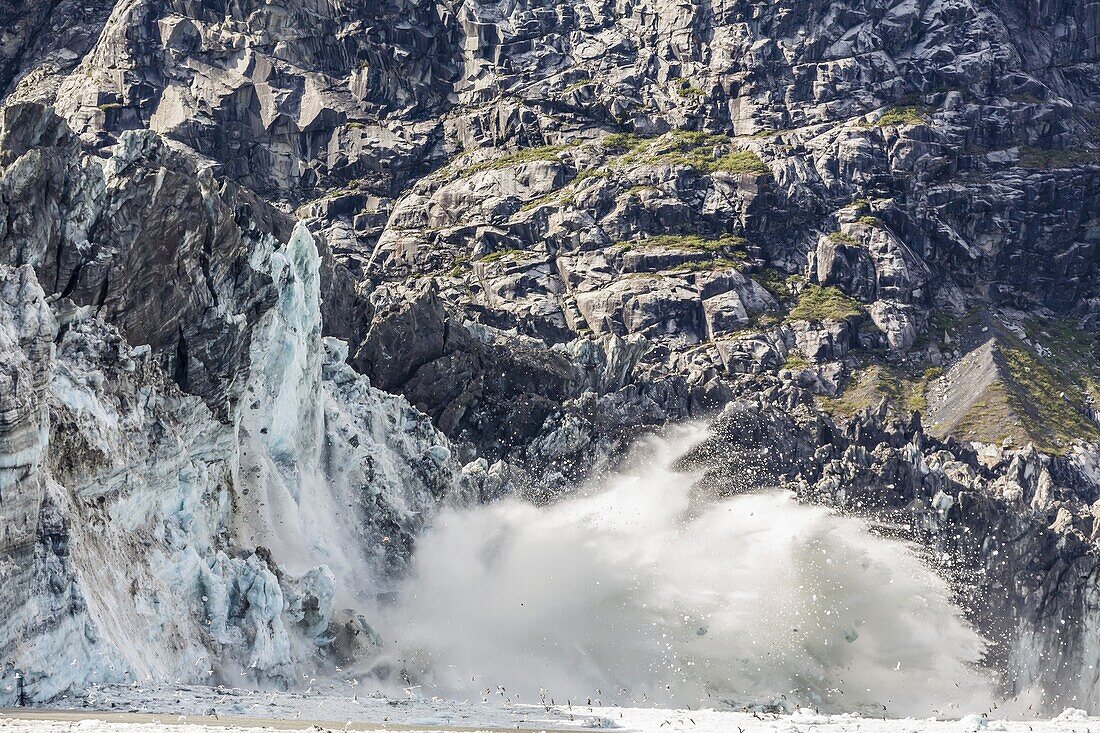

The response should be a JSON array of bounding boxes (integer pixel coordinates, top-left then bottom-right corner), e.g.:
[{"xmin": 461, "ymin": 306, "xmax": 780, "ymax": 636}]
[
  {"xmin": 787, "ymin": 284, "xmax": 864, "ymax": 322},
  {"xmin": 614, "ymin": 130, "xmax": 770, "ymax": 175},
  {"xmin": 477, "ymin": 248, "xmax": 531, "ymax": 264},
  {"xmin": 1018, "ymin": 146, "xmax": 1100, "ymax": 170},
  {"xmin": 870, "ymin": 104, "xmax": 933, "ymax": 128},
  {"xmin": 820, "ymin": 364, "xmax": 943, "ymax": 418},
  {"xmin": 827, "ymin": 231, "xmax": 859, "ymax": 245},
  {"xmin": 998, "ymin": 319, "xmax": 1100, "ymax": 452}
]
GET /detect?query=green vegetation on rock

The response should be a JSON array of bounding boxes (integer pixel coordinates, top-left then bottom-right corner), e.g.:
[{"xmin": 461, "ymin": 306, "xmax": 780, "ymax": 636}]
[
  {"xmin": 476, "ymin": 144, "xmax": 573, "ymax": 173},
  {"xmin": 933, "ymin": 314, "xmax": 1100, "ymax": 454},
  {"xmin": 996, "ymin": 343, "xmax": 1097, "ymax": 452},
  {"xmin": 756, "ymin": 270, "xmax": 802, "ymax": 300},
  {"xmin": 458, "ymin": 142, "xmax": 588, "ymax": 176},
  {"xmin": 997, "ymin": 318, "xmax": 1100, "ymax": 451},
  {"xmin": 618, "ymin": 130, "xmax": 770, "ymax": 175},
  {"xmin": 1018, "ymin": 146, "xmax": 1099, "ymax": 170},
  {"xmin": 448, "ymin": 255, "xmax": 472, "ymax": 277},
  {"xmin": 518, "ymin": 167, "xmax": 608, "ymax": 212},
  {"xmin": 787, "ymin": 284, "xmax": 864, "ymax": 322},
  {"xmin": 1023, "ymin": 318, "xmax": 1100, "ymax": 402},
  {"xmin": 518, "ymin": 192, "xmax": 561, "ymax": 212},
  {"xmin": 872, "ymin": 104, "xmax": 933, "ymax": 127},
  {"xmin": 602, "ymin": 132, "xmax": 650, "ymax": 154},
  {"xmin": 827, "ymin": 231, "xmax": 859, "ymax": 245},
  {"xmin": 923, "ymin": 307, "xmax": 981, "ymax": 348},
  {"xmin": 953, "ymin": 382, "xmax": 1025, "ymax": 445},
  {"xmin": 616, "ymin": 234, "xmax": 751, "ymax": 275},
  {"xmin": 597, "ymin": 130, "xmax": 770, "ymax": 176},
  {"xmin": 750, "ymin": 312, "xmax": 782, "ymax": 329},
  {"xmin": 618, "ymin": 233, "xmax": 748, "ymax": 255},
  {"xmin": 783, "ymin": 350, "xmax": 809, "ymax": 371},
  {"xmin": 677, "ymin": 81, "xmax": 707, "ymax": 97},
  {"xmin": 820, "ymin": 364, "xmax": 943, "ymax": 418},
  {"xmin": 712, "ymin": 150, "xmax": 770, "ymax": 174}
]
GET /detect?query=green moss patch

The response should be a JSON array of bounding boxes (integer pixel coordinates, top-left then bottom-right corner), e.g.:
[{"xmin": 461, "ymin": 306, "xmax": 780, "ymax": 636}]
[
  {"xmin": 477, "ymin": 248, "xmax": 531, "ymax": 264},
  {"xmin": 470, "ymin": 144, "xmax": 576, "ymax": 174},
  {"xmin": 787, "ymin": 285, "xmax": 864, "ymax": 322},
  {"xmin": 1022, "ymin": 318, "xmax": 1100, "ymax": 402},
  {"xmin": 619, "ymin": 130, "xmax": 770, "ymax": 175},
  {"xmin": 756, "ymin": 270, "xmax": 801, "ymax": 300},
  {"xmin": 672, "ymin": 257, "xmax": 744, "ymax": 273},
  {"xmin": 827, "ymin": 231, "xmax": 859, "ymax": 245},
  {"xmin": 820, "ymin": 364, "xmax": 943, "ymax": 418},
  {"xmin": 1018, "ymin": 146, "xmax": 1100, "ymax": 170},
  {"xmin": 712, "ymin": 150, "xmax": 770, "ymax": 174},
  {"xmin": 932, "ymin": 316, "xmax": 1100, "ymax": 453},
  {"xmin": 448, "ymin": 255, "xmax": 472, "ymax": 277},
  {"xmin": 676, "ymin": 81, "xmax": 707, "ymax": 97},
  {"xmin": 603, "ymin": 132, "xmax": 651, "ymax": 154},
  {"xmin": 995, "ymin": 320, "xmax": 1100, "ymax": 452},
  {"xmin": 952, "ymin": 382, "xmax": 1029, "ymax": 446},
  {"xmin": 563, "ymin": 79, "xmax": 592, "ymax": 93},
  {"xmin": 783, "ymin": 350, "xmax": 810, "ymax": 371},
  {"xmin": 752, "ymin": 313, "xmax": 782, "ymax": 329},
  {"xmin": 872, "ymin": 104, "xmax": 933, "ymax": 128},
  {"xmin": 996, "ymin": 345, "xmax": 1096, "ymax": 451}
]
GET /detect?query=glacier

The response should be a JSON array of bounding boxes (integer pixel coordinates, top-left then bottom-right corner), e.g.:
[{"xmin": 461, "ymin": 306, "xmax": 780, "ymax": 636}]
[{"xmin": 0, "ymin": 218, "xmax": 475, "ymax": 704}]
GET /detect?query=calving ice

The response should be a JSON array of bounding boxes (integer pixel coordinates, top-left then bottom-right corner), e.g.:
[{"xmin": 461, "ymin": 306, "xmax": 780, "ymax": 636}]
[{"xmin": 0, "ymin": 209, "xmax": 471, "ymax": 702}]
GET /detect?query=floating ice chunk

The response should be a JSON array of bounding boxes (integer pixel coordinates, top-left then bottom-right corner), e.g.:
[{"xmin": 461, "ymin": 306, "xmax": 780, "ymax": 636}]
[
  {"xmin": 791, "ymin": 707, "xmax": 830, "ymax": 724},
  {"xmin": 958, "ymin": 713, "xmax": 987, "ymax": 730},
  {"xmin": 958, "ymin": 714, "xmax": 1005, "ymax": 731},
  {"xmin": 581, "ymin": 717, "xmax": 619, "ymax": 728}
]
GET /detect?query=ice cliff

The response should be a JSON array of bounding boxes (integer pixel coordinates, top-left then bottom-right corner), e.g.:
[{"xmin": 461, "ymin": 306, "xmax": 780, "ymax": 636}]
[{"xmin": 0, "ymin": 124, "xmax": 474, "ymax": 701}]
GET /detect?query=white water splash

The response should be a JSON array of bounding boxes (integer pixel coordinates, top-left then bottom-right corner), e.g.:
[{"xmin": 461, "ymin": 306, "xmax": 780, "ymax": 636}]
[{"xmin": 373, "ymin": 423, "xmax": 994, "ymax": 717}]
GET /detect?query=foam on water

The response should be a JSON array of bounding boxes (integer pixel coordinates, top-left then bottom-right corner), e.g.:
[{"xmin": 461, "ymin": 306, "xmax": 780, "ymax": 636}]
[{"xmin": 374, "ymin": 423, "xmax": 995, "ymax": 717}]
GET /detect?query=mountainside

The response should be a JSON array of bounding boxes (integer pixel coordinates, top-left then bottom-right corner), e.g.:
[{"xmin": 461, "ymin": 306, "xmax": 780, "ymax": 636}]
[{"xmin": 1, "ymin": 0, "xmax": 1099, "ymax": 714}]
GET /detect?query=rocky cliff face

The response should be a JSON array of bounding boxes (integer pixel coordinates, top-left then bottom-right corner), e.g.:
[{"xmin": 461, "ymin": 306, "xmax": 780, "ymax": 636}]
[{"xmin": 0, "ymin": 0, "xmax": 1098, "ymax": 713}]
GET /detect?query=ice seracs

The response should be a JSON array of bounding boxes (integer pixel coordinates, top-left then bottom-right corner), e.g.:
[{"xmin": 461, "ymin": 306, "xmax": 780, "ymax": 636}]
[{"xmin": 0, "ymin": 223, "xmax": 472, "ymax": 704}]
